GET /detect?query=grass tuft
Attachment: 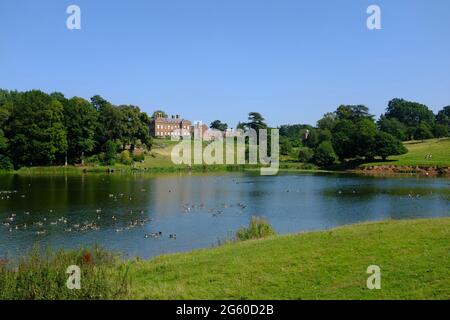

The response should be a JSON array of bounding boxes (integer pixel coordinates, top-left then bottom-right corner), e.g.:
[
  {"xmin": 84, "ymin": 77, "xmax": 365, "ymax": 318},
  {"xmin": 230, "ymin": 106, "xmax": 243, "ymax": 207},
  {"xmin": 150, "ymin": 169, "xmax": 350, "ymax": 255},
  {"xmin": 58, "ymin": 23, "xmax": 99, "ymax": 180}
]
[{"xmin": 236, "ymin": 216, "xmax": 277, "ymax": 241}]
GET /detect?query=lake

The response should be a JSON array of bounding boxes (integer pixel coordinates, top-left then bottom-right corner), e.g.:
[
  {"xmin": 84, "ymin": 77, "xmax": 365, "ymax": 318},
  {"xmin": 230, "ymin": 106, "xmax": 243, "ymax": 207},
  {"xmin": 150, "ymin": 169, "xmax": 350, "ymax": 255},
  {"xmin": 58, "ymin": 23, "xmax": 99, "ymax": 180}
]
[{"xmin": 1, "ymin": 172, "xmax": 449, "ymax": 259}]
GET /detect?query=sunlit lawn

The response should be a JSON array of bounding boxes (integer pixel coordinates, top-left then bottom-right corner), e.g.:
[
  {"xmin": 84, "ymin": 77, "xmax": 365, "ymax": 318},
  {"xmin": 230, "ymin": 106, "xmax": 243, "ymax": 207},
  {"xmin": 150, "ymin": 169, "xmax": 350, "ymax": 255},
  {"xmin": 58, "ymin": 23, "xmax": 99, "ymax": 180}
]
[{"xmin": 362, "ymin": 138, "xmax": 450, "ymax": 167}]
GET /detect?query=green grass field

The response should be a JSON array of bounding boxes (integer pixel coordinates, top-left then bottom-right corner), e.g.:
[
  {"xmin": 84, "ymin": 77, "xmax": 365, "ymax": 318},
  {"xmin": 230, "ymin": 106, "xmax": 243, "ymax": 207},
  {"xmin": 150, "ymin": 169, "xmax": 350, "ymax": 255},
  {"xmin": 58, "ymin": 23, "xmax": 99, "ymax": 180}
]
[
  {"xmin": 2, "ymin": 218, "xmax": 449, "ymax": 299},
  {"xmin": 129, "ymin": 218, "xmax": 450, "ymax": 300},
  {"xmin": 363, "ymin": 138, "xmax": 450, "ymax": 167}
]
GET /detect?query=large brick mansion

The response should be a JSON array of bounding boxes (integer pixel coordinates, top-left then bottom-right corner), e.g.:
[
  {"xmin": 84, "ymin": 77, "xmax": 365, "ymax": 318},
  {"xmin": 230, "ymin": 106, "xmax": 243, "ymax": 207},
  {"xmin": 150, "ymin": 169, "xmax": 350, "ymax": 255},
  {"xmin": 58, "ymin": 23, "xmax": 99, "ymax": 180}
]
[
  {"xmin": 149, "ymin": 113, "xmax": 192, "ymax": 137},
  {"xmin": 149, "ymin": 113, "xmax": 239, "ymax": 140}
]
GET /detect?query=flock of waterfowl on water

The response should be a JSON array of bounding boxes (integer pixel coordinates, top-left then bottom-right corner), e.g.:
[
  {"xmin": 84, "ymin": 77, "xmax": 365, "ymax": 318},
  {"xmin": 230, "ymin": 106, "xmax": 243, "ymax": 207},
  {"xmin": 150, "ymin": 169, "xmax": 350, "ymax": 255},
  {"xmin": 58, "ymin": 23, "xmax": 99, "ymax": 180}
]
[{"xmin": 1, "ymin": 189, "xmax": 250, "ymax": 241}]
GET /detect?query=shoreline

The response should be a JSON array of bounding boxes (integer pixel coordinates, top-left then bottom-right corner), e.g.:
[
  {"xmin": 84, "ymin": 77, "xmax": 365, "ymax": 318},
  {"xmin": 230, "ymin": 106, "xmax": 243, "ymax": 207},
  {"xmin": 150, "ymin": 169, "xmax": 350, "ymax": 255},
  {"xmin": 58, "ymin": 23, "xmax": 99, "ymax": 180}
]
[
  {"xmin": 2, "ymin": 163, "xmax": 449, "ymax": 177},
  {"xmin": 2, "ymin": 217, "xmax": 449, "ymax": 299},
  {"xmin": 356, "ymin": 165, "xmax": 450, "ymax": 177}
]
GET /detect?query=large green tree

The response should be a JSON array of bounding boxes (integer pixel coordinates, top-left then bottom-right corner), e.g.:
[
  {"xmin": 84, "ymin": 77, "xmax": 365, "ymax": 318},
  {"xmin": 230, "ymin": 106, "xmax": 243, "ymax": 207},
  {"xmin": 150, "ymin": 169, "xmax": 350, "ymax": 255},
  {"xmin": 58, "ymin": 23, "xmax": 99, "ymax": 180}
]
[
  {"xmin": 119, "ymin": 105, "xmax": 151, "ymax": 151},
  {"xmin": 436, "ymin": 106, "xmax": 450, "ymax": 133},
  {"xmin": 93, "ymin": 96, "xmax": 124, "ymax": 149},
  {"xmin": 378, "ymin": 116, "xmax": 408, "ymax": 141},
  {"xmin": 0, "ymin": 90, "xmax": 11, "ymax": 152},
  {"xmin": 335, "ymin": 105, "xmax": 373, "ymax": 122},
  {"xmin": 331, "ymin": 119, "xmax": 358, "ymax": 161},
  {"xmin": 7, "ymin": 90, "xmax": 67, "ymax": 167},
  {"xmin": 64, "ymin": 97, "xmax": 98, "ymax": 163},
  {"xmin": 375, "ymin": 132, "xmax": 408, "ymax": 160},
  {"xmin": 384, "ymin": 99, "xmax": 435, "ymax": 139}
]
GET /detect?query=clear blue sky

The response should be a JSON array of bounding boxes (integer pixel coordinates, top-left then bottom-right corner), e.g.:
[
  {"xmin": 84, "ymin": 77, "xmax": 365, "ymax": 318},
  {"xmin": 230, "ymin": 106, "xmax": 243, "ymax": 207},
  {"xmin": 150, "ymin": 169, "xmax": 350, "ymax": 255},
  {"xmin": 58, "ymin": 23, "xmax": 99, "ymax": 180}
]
[{"xmin": 1, "ymin": 0, "xmax": 449, "ymax": 127}]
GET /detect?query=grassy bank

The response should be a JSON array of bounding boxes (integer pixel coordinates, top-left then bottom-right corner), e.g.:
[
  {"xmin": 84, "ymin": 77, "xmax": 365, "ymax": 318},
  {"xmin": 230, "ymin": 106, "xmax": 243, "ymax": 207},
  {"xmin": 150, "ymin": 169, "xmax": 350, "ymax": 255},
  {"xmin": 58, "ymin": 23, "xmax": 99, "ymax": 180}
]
[
  {"xmin": 362, "ymin": 138, "xmax": 450, "ymax": 167},
  {"xmin": 6, "ymin": 138, "xmax": 450, "ymax": 175},
  {"xmin": 0, "ymin": 246, "xmax": 130, "ymax": 300},
  {"xmin": 11, "ymin": 138, "xmax": 314, "ymax": 175},
  {"xmin": 4, "ymin": 218, "xmax": 448, "ymax": 300},
  {"xmin": 129, "ymin": 218, "xmax": 450, "ymax": 300}
]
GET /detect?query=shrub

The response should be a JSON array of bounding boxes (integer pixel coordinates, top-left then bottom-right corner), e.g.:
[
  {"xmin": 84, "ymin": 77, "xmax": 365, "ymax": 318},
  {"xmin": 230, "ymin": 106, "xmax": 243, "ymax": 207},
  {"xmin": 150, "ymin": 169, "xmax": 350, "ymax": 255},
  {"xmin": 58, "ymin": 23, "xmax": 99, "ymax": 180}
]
[
  {"xmin": 104, "ymin": 140, "xmax": 117, "ymax": 165},
  {"xmin": 280, "ymin": 137, "xmax": 293, "ymax": 156},
  {"xmin": 85, "ymin": 154, "xmax": 100, "ymax": 165},
  {"xmin": 0, "ymin": 155, "xmax": 13, "ymax": 171},
  {"xmin": 236, "ymin": 216, "xmax": 276, "ymax": 241},
  {"xmin": 313, "ymin": 141, "xmax": 337, "ymax": 166},
  {"xmin": 119, "ymin": 150, "xmax": 132, "ymax": 165},
  {"xmin": 132, "ymin": 153, "xmax": 145, "ymax": 162},
  {"xmin": 298, "ymin": 147, "xmax": 314, "ymax": 163}
]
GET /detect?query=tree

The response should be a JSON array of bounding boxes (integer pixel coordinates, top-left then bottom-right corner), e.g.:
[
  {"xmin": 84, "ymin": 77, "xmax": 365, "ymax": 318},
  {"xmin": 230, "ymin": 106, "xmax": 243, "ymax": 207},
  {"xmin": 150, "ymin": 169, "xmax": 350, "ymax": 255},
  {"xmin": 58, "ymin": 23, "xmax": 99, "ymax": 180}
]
[
  {"xmin": 91, "ymin": 95, "xmax": 110, "ymax": 111},
  {"xmin": 63, "ymin": 97, "xmax": 98, "ymax": 164},
  {"xmin": 210, "ymin": 120, "xmax": 228, "ymax": 132},
  {"xmin": 313, "ymin": 141, "xmax": 337, "ymax": 166},
  {"xmin": 0, "ymin": 155, "xmax": 13, "ymax": 170},
  {"xmin": 0, "ymin": 106, "xmax": 10, "ymax": 152},
  {"xmin": 298, "ymin": 147, "xmax": 314, "ymax": 163},
  {"xmin": 279, "ymin": 136, "xmax": 293, "ymax": 156},
  {"xmin": 317, "ymin": 112, "xmax": 336, "ymax": 131},
  {"xmin": 355, "ymin": 118, "xmax": 378, "ymax": 160},
  {"xmin": 384, "ymin": 99, "xmax": 435, "ymax": 138},
  {"xmin": 414, "ymin": 122, "xmax": 434, "ymax": 140},
  {"xmin": 236, "ymin": 121, "xmax": 245, "ymax": 130},
  {"xmin": 336, "ymin": 105, "xmax": 373, "ymax": 122},
  {"xmin": 331, "ymin": 120, "xmax": 357, "ymax": 161},
  {"xmin": 378, "ymin": 116, "xmax": 408, "ymax": 141},
  {"xmin": 95, "ymin": 100, "xmax": 124, "ymax": 149},
  {"xmin": 7, "ymin": 90, "xmax": 67, "ymax": 167},
  {"xmin": 433, "ymin": 124, "xmax": 449, "ymax": 138},
  {"xmin": 104, "ymin": 140, "xmax": 118, "ymax": 165},
  {"xmin": 119, "ymin": 105, "xmax": 151, "ymax": 151},
  {"xmin": 375, "ymin": 132, "xmax": 408, "ymax": 161},
  {"xmin": 436, "ymin": 106, "xmax": 450, "ymax": 131},
  {"xmin": 244, "ymin": 112, "xmax": 268, "ymax": 131}
]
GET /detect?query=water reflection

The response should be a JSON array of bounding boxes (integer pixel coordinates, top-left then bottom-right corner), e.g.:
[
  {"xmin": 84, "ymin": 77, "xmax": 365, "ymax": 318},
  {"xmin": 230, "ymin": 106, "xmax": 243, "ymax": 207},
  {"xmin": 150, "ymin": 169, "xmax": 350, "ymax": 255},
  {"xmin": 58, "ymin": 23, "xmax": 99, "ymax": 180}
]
[{"xmin": 0, "ymin": 173, "xmax": 449, "ymax": 259}]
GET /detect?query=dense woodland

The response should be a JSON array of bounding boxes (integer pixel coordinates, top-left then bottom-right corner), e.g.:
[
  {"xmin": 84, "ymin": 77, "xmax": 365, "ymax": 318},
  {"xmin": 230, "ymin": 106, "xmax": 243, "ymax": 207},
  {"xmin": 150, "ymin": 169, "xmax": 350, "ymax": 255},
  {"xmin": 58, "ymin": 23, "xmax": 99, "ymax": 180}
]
[
  {"xmin": 1, "ymin": 88, "xmax": 449, "ymax": 170},
  {"xmin": 0, "ymin": 90, "xmax": 151, "ymax": 170}
]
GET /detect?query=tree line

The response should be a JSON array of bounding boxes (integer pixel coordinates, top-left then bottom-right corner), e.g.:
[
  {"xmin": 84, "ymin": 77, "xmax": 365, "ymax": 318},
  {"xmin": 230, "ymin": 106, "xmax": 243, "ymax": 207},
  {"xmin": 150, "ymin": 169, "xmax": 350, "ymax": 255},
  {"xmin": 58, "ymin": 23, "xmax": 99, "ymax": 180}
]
[
  {"xmin": 0, "ymin": 89, "xmax": 151, "ymax": 170},
  {"xmin": 1, "ymin": 89, "xmax": 449, "ymax": 170},
  {"xmin": 208, "ymin": 99, "xmax": 449, "ymax": 167},
  {"xmin": 276, "ymin": 99, "xmax": 450, "ymax": 166}
]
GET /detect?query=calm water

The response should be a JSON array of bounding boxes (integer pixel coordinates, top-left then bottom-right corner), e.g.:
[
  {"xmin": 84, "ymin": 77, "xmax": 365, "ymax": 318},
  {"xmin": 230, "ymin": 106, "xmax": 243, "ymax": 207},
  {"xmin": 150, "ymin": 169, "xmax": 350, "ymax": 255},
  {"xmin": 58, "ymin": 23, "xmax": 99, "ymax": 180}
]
[{"xmin": 1, "ymin": 172, "xmax": 449, "ymax": 259}]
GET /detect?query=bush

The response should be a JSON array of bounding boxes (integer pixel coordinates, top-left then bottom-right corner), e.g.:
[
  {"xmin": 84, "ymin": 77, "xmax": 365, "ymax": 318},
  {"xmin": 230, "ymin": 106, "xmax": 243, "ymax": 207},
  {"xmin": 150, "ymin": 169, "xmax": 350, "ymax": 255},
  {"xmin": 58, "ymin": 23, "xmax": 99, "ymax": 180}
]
[
  {"xmin": 0, "ymin": 246, "xmax": 130, "ymax": 300},
  {"xmin": 119, "ymin": 150, "xmax": 132, "ymax": 165},
  {"xmin": 85, "ymin": 154, "xmax": 100, "ymax": 165},
  {"xmin": 313, "ymin": 141, "xmax": 337, "ymax": 166},
  {"xmin": 280, "ymin": 137, "xmax": 293, "ymax": 156},
  {"xmin": 298, "ymin": 147, "xmax": 314, "ymax": 163},
  {"xmin": 132, "ymin": 153, "xmax": 145, "ymax": 162},
  {"xmin": 236, "ymin": 216, "xmax": 276, "ymax": 241},
  {"xmin": 104, "ymin": 140, "xmax": 118, "ymax": 165},
  {"xmin": 0, "ymin": 155, "xmax": 13, "ymax": 171}
]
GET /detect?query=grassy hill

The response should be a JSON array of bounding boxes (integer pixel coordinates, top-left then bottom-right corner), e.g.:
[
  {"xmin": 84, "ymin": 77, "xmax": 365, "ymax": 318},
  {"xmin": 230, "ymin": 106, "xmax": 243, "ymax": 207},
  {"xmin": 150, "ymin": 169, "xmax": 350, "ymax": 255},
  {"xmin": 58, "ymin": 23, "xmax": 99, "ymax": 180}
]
[
  {"xmin": 129, "ymin": 218, "xmax": 450, "ymax": 300},
  {"xmin": 362, "ymin": 138, "xmax": 450, "ymax": 167},
  {"xmin": 2, "ymin": 218, "xmax": 449, "ymax": 299}
]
